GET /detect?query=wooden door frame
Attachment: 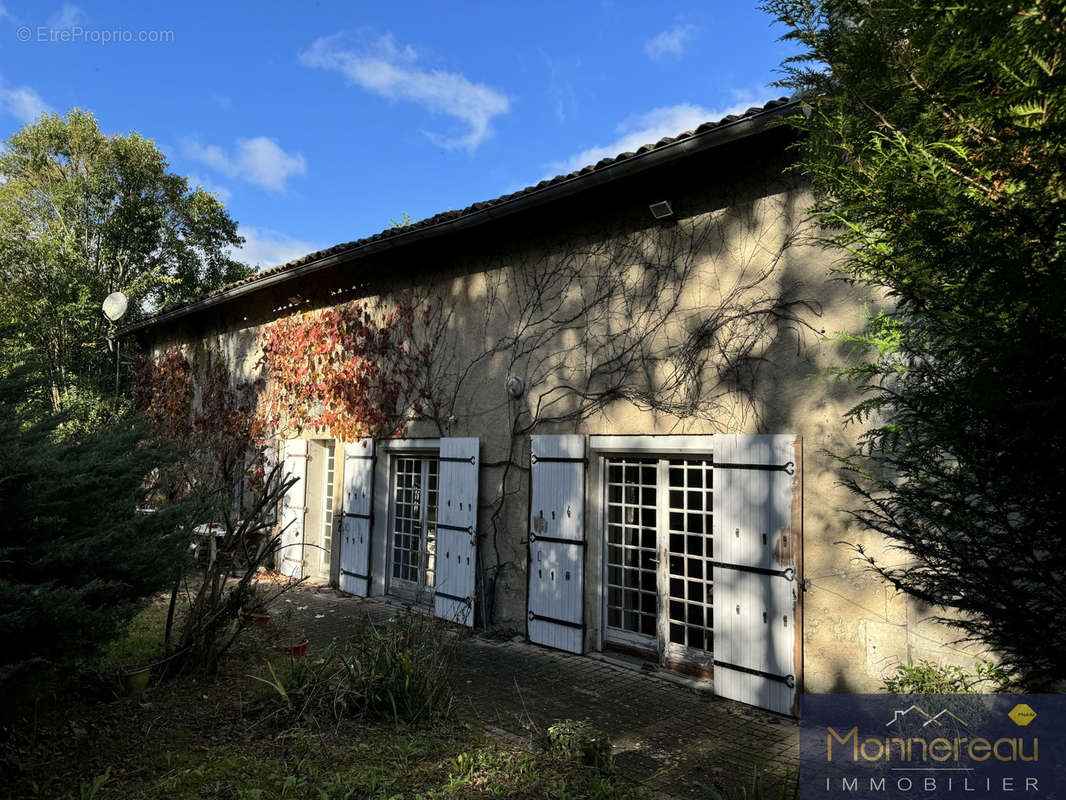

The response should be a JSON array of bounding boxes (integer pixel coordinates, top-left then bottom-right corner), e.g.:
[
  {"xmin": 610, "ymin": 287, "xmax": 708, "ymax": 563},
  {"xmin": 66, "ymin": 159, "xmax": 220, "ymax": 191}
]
[
  {"xmin": 587, "ymin": 435, "xmax": 716, "ymax": 656},
  {"xmin": 383, "ymin": 446, "xmax": 440, "ymax": 605}
]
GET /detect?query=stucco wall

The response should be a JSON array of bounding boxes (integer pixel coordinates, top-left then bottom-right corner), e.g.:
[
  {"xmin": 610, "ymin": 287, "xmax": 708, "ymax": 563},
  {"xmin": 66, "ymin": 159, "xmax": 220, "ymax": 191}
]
[{"xmin": 140, "ymin": 134, "xmax": 983, "ymax": 694}]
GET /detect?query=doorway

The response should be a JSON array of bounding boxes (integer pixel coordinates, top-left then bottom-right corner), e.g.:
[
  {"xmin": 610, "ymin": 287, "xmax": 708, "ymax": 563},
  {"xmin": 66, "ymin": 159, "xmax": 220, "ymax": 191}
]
[
  {"xmin": 603, "ymin": 456, "xmax": 714, "ymax": 671},
  {"xmin": 387, "ymin": 454, "xmax": 439, "ymax": 603}
]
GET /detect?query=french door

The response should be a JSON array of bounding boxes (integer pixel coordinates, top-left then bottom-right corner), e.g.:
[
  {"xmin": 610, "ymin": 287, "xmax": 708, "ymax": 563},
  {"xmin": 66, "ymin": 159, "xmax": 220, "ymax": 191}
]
[
  {"xmin": 603, "ymin": 456, "xmax": 714, "ymax": 670},
  {"xmin": 388, "ymin": 455, "xmax": 439, "ymax": 603},
  {"xmin": 318, "ymin": 440, "xmax": 337, "ymax": 578}
]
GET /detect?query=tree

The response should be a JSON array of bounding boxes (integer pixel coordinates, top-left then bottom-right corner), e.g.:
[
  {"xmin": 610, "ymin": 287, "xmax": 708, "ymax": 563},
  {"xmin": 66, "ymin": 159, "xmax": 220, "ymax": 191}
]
[
  {"xmin": 134, "ymin": 348, "xmax": 302, "ymax": 675},
  {"xmin": 0, "ymin": 373, "xmax": 201, "ymax": 696},
  {"xmin": 762, "ymin": 0, "xmax": 1066, "ymax": 686},
  {"xmin": 0, "ymin": 109, "xmax": 253, "ymax": 423}
]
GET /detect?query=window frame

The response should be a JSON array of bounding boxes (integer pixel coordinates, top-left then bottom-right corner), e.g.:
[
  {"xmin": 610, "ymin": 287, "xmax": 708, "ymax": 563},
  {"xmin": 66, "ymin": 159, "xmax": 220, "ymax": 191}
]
[
  {"xmin": 376, "ymin": 439, "xmax": 441, "ymax": 604},
  {"xmin": 587, "ymin": 435, "xmax": 715, "ymax": 661}
]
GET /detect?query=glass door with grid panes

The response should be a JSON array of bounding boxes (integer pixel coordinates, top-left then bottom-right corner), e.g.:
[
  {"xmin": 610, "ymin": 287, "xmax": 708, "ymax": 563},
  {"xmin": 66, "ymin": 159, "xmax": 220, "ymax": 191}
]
[
  {"xmin": 388, "ymin": 455, "xmax": 439, "ymax": 603},
  {"xmin": 319, "ymin": 441, "xmax": 336, "ymax": 577},
  {"xmin": 603, "ymin": 457, "xmax": 714, "ymax": 668}
]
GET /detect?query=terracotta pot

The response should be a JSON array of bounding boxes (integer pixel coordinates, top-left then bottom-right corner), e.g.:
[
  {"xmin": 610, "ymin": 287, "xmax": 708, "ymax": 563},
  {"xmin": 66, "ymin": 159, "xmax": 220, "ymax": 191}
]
[{"xmin": 280, "ymin": 639, "xmax": 309, "ymax": 659}]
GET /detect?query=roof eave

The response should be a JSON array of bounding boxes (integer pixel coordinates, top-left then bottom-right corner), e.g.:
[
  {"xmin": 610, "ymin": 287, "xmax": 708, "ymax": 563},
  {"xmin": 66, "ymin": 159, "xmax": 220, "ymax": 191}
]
[{"xmin": 122, "ymin": 99, "xmax": 799, "ymax": 336}]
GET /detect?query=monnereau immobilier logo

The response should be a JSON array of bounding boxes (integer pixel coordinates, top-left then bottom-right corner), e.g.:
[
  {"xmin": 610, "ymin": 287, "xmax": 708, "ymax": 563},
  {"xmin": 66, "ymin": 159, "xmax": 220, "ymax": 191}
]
[{"xmin": 799, "ymin": 694, "xmax": 1065, "ymax": 798}]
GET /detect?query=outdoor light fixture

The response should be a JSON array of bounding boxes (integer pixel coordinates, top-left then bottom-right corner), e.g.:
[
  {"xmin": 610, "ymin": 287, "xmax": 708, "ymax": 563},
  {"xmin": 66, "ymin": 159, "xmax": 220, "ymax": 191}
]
[
  {"xmin": 506, "ymin": 376, "xmax": 525, "ymax": 399},
  {"xmin": 648, "ymin": 200, "xmax": 673, "ymax": 220}
]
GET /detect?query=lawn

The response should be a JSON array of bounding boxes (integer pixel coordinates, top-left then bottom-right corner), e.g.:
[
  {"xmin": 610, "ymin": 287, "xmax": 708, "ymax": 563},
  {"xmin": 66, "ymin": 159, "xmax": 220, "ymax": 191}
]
[{"xmin": 0, "ymin": 601, "xmax": 631, "ymax": 800}]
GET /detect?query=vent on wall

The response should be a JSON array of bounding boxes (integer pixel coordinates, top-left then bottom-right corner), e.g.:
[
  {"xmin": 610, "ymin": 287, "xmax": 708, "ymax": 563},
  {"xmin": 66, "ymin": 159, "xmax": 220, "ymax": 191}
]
[{"xmin": 648, "ymin": 200, "xmax": 673, "ymax": 220}]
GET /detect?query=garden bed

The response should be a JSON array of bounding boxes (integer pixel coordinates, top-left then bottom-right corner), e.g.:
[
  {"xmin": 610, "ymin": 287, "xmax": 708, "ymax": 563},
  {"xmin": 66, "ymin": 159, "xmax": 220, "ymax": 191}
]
[{"xmin": 0, "ymin": 598, "xmax": 631, "ymax": 800}]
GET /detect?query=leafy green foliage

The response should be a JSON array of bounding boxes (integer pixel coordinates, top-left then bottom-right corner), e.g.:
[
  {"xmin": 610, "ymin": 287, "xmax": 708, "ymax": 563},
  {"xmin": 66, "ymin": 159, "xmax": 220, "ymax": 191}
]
[
  {"xmin": 543, "ymin": 720, "xmax": 614, "ymax": 774},
  {"xmin": 96, "ymin": 600, "xmax": 169, "ymax": 675},
  {"xmin": 0, "ymin": 109, "xmax": 253, "ymax": 424},
  {"xmin": 763, "ymin": 0, "xmax": 1066, "ymax": 685},
  {"xmin": 708, "ymin": 768, "xmax": 797, "ymax": 800},
  {"xmin": 74, "ymin": 768, "xmax": 111, "ymax": 800},
  {"xmin": 0, "ymin": 376, "xmax": 201, "ymax": 699},
  {"xmin": 252, "ymin": 610, "xmax": 464, "ymax": 727},
  {"xmin": 881, "ymin": 659, "xmax": 1012, "ymax": 695}
]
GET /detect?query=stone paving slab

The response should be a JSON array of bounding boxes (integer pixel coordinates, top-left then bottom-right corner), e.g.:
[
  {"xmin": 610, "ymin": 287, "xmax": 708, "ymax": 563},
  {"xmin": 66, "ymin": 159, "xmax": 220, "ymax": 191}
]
[{"xmin": 272, "ymin": 583, "xmax": 799, "ymax": 798}]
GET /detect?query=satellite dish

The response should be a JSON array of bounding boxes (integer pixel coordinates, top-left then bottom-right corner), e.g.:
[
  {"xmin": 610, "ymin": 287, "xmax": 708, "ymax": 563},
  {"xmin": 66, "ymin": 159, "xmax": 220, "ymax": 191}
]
[{"xmin": 102, "ymin": 292, "xmax": 128, "ymax": 323}]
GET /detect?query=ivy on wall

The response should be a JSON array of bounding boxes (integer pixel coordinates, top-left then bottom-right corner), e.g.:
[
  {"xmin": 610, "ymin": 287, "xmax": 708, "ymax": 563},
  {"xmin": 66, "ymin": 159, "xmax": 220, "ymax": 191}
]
[
  {"xmin": 255, "ymin": 300, "xmax": 435, "ymax": 441},
  {"xmin": 133, "ymin": 349, "xmax": 194, "ymax": 441},
  {"xmin": 134, "ymin": 299, "xmax": 435, "ymax": 452},
  {"xmin": 134, "ymin": 349, "xmax": 262, "ymax": 488}
]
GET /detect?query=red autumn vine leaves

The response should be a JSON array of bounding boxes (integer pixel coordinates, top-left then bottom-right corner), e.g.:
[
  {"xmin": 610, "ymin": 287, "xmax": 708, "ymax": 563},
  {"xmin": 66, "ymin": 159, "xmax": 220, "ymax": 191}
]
[
  {"xmin": 134, "ymin": 350, "xmax": 260, "ymax": 456},
  {"xmin": 134, "ymin": 349, "xmax": 194, "ymax": 441},
  {"xmin": 256, "ymin": 300, "xmax": 435, "ymax": 441},
  {"xmin": 136, "ymin": 299, "xmax": 435, "ymax": 446}
]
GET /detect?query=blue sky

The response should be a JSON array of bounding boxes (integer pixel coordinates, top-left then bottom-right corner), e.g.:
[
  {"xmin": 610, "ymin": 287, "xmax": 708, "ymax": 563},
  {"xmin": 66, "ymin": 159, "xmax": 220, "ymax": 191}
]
[{"xmin": 0, "ymin": 1, "xmax": 799, "ymax": 271}]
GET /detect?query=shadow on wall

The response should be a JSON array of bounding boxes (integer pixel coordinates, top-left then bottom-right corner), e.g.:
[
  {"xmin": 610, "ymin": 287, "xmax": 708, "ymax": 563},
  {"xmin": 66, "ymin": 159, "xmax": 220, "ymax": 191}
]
[{"xmin": 143, "ymin": 136, "xmax": 921, "ymax": 687}]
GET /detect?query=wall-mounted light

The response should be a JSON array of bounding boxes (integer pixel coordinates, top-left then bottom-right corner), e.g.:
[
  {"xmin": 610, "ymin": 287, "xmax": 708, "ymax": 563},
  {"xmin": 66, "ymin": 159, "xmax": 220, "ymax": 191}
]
[
  {"xmin": 648, "ymin": 200, "xmax": 673, "ymax": 220},
  {"xmin": 506, "ymin": 376, "xmax": 525, "ymax": 399}
]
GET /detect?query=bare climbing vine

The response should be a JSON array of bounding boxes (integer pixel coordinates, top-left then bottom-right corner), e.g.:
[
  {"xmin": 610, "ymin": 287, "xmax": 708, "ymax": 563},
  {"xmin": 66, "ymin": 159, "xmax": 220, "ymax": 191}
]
[{"xmin": 404, "ymin": 198, "xmax": 820, "ymax": 625}]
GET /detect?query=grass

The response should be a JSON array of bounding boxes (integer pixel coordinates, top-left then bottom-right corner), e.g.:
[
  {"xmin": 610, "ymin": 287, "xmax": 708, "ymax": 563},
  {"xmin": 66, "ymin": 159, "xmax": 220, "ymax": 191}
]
[
  {"xmin": 93, "ymin": 726, "xmax": 627, "ymax": 800},
  {"xmin": 95, "ymin": 600, "xmax": 171, "ymax": 675},
  {"xmin": 1, "ymin": 598, "xmax": 633, "ymax": 800}
]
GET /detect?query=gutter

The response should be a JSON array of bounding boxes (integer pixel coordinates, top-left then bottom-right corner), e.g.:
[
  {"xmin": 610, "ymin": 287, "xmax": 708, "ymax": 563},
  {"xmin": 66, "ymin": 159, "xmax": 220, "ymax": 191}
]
[{"xmin": 121, "ymin": 99, "xmax": 800, "ymax": 335}]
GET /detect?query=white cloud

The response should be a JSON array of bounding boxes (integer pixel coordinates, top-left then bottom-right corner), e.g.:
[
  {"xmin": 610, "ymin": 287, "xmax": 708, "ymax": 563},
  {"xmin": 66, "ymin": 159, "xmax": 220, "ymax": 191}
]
[
  {"xmin": 48, "ymin": 3, "xmax": 84, "ymax": 28},
  {"xmin": 644, "ymin": 24, "xmax": 695, "ymax": 61},
  {"xmin": 0, "ymin": 77, "xmax": 53, "ymax": 125},
  {"xmin": 230, "ymin": 226, "xmax": 321, "ymax": 271},
  {"xmin": 300, "ymin": 33, "xmax": 510, "ymax": 152},
  {"xmin": 545, "ymin": 90, "xmax": 773, "ymax": 177},
  {"xmin": 181, "ymin": 136, "xmax": 306, "ymax": 191},
  {"xmin": 186, "ymin": 174, "xmax": 232, "ymax": 203}
]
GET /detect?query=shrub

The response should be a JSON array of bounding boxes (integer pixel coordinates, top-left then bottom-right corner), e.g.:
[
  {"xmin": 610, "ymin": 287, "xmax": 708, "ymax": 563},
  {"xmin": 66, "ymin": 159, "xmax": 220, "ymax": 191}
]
[
  {"xmin": 882, "ymin": 659, "xmax": 1011, "ymax": 694},
  {"xmin": 708, "ymin": 768, "xmax": 798, "ymax": 800},
  {"xmin": 543, "ymin": 720, "xmax": 613, "ymax": 774},
  {"xmin": 0, "ymin": 377, "xmax": 200, "ymax": 705},
  {"xmin": 253, "ymin": 609, "xmax": 465, "ymax": 727}
]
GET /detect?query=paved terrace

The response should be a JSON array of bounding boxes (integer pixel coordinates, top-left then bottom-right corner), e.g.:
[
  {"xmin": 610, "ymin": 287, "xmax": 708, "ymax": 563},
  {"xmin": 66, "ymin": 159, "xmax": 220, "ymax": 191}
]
[{"xmin": 274, "ymin": 583, "xmax": 799, "ymax": 798}]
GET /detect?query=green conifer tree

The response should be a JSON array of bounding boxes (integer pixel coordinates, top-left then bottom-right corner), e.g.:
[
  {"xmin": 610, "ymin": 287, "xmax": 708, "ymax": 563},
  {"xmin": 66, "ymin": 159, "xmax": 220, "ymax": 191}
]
[{"xmin": 763, "ymin": 0, "xmax": 1066, "ymax": 686}]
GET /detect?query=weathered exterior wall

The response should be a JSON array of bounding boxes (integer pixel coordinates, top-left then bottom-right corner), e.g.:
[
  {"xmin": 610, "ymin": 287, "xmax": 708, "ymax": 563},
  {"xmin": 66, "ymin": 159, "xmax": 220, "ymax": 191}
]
[{"xmin": 139, "ymin": 132, "xmax": 983, "ymax": 694}]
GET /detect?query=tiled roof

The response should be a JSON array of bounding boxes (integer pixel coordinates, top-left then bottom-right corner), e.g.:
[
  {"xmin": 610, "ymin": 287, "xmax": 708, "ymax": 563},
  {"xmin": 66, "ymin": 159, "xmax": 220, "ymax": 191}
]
[{"xmin": 128, "ymin": 97, "xmax": 796, "ymax": 332}]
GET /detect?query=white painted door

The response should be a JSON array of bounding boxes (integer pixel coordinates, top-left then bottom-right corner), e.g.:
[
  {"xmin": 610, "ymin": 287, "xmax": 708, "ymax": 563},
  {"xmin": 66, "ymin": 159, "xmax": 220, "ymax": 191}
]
[
  {"xmin": 711, "ymin": 434, "xmax": 800, "ymax": 716},
  {"xmin": 279, "ymin": 438, "xmax": 308, "ymax": 579},
  {"xmin": 339, "ymin": 438, "xmax": 374, "ymax": 596},
  {"xmin": 527, "ymin": 434, "xmax": 586, "ymax": 654},
  {"xmin": 433, "ymin": 437, "xmax": 478, "ymax": 627}
]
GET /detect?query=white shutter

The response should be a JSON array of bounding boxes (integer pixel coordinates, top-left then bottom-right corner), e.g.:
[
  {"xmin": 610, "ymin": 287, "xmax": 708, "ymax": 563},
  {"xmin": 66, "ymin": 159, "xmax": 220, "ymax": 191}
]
[
  {"xmin": 339, "ymin": 438, "xmax": 374, "ymax": 596},
  {"xmin": 279, "ymin": 438, "xmax": 308, "ymax": 579},
  {"xmin": 712, "ymin": 434, "xmax": 800, "ymax": 716},
  {"xmin": 433, "ymin": 437, "xmax": 478, "ymax": 627},
  {"xmin": 527, "ymin": 434, "xmax": 586, "ymax": 654}
]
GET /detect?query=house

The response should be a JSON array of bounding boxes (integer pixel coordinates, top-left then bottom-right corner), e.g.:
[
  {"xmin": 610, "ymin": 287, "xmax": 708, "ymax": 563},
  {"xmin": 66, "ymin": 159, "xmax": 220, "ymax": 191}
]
[{"xmin": 124, "ymin": 98, "xmax": 977, "ymax": 716}]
